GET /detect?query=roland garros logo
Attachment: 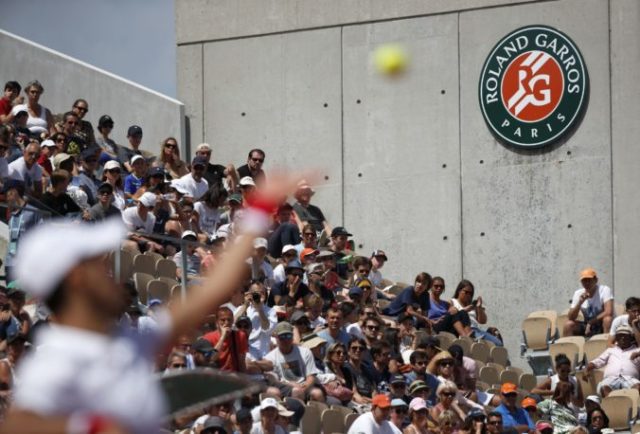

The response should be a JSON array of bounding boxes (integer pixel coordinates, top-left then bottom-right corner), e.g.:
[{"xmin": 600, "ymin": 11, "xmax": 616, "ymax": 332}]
[{"xmin": 479, "ymin": 25, "xmax": 589, "ymax": 149}]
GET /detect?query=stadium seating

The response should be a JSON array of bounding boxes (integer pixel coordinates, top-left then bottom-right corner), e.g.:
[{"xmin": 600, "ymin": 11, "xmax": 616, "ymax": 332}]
[{"xmin": 601, "ymin": 395, "xmax": 633, "ymax": 430}]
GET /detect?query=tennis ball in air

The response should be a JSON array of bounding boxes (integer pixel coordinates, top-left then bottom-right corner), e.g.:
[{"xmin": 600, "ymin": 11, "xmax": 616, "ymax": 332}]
[{"xmin": 373, "ymin": 44, "xmax": 408, "ymax": 76}]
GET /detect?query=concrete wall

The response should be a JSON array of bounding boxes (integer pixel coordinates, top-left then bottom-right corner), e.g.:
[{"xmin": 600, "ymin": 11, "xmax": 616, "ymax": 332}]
[
  {"xmin": 176, "ymin": 0, "xmax": 640, "ymax": 363},
  {"xmin": 0, "ymin": 29, "xmax": 184, "ymax": 157}
]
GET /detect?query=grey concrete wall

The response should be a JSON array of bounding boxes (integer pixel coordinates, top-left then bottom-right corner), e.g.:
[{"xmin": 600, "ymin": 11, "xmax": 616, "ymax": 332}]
[
  {"xmin": 176, "ymin": 0, "xmax": 640, "ymax": 363},
  {"xmin": 0, "ymin": 30, "xmax": 184, "ymax": 158}
]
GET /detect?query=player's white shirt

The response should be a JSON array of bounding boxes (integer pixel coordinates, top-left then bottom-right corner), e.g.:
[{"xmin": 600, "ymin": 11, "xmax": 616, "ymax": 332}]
[{"xmin": 14, "ymin": 313, "xmax": 172, "ymax": 434}]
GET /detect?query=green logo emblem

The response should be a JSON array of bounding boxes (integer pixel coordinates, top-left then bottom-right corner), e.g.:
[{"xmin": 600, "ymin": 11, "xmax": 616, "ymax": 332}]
[{"xmin": 479, "ymin": 25, "xmax": 589, "ymax": 149}]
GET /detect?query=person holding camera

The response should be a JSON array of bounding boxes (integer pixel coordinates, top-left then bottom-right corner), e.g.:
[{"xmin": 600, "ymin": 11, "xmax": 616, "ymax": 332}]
[{"xmin": 234, "ymin": 280, "xmax": 277, "ymax": 359}]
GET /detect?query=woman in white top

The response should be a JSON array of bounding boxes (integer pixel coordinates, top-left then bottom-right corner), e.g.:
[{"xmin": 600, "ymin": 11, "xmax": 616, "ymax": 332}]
[
  {"xmin": 23, "ymin": 81, "xmax": 54, "ymax": 136},
  {"xmin": 194, "ymin": 184, "xmax": 226, "ymax": 238},
  {"xmin": 532, "ymin": 353, "xmax": 583, "ymax": 408},
  {"xmin": 102, "ymin": 160, "xmax": 126, "ymax": 210},
  {"xmin": 451, "ymin": 279, "xmax": 503, "ymax": 346}
]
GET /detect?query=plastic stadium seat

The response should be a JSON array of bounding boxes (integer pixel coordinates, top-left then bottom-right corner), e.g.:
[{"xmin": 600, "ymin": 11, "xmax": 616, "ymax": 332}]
[
  {"xmin": 330, "ymin": 404, "xmax": 354, "ymax": 419},
  {"xmin": 144, "ymin": 250, "xmax": 164, "ymax": 264},
  {"xmin": 479, "ymin": 366, "xmax": 500, "ymax": 386},
  {"xmin": 115, "ymin": 249, "xmax": 134, "ymax": 283},
  {"xmin": 549, "ymin": 342, "xmax": 581, "ymax": 370},
  {"xmin": 506, "ymin": 366, "xmax": 523, "ymax": 375},
  {"xmin": 476, "ymin": 380, "xmax": 489, "ymax": 391},
  {"xmin": 345, "ymin": 413, "xmax": 359, "ymax": 431},
  {"xmin": 436, "ymin": 332, "xmax": 456, "ymax": 350},
  {"xmin": 584, "ymin": 338, "xmax": 608, "ymax": 363},
  {"xmin": 522, "ymin": 317, "xmax": 551, "ymax": 350},
  {"xmin": 500, "ymin": 369, "xmax": 520, "ymax": 386},
  {"xmin": 156, "ymin": 259, "xmax": 177, "ymax": 279},
  {"xmin": 610, "ymin": 389, "xmax": 639, "ymax": 419},
  {"xmin": 301, "ymin": 405, "xmax": 322, "ymax": 434},
  {"xmin": 148, "ymin": 279, "xmax": 170, "ymax": 302},
  {"xmin": 387, "ymin": 285, "xmax": 405, "ymax": 296},
  {"xmin": 490, "ymin": 346, "xmax": 510, "ymax": 366},
  {"xmin": 133, "ymin": 254, "xmax": 156, "ymax": 275},
  {"xmin": 558, "ymin": 309, "xmax": 585, "ymax": 337},
  {"xmin": 590, "ymin": 333, "xmax": 609, "ymax": 341},
  {"xmin": 306, "ymin": 401, "xmax": 328, "ymax": 412},
  {"xmin": 133, "ymin": 272, "xmax": 154, "ymax": 304},
  {"xmin": 321, "ymin": 409, "xmax": 344, "ymax": 434},
  {"xmin": 519, "ymin": 373, "xmax": 537, "ymax": 391},
  {"xmin": 528, "ymin": 310, "xmax": 559, "ymax": 339},
  {"xmin": 601, "ymin": 395, "xmax": 633, "ymax": 430},
  {"xmin": 486, "ymin": 362, "xmax": 505, "ymax": 372},
  {"xmin": 377, "ymin": 299, "xmax": 390, "ymax": 310},
  {"xmin": 471, "ymin": 342, "xmax": 491, "ymax": 362},
  {"xmin": 555, "ymin": 336, "xmax": 585, "ymax": 366},
  {"xmin": 615, "ymin": 304, "xmax": 626, "ymax": 316},
  {"xmin": 451, "ymin": 338, "xmax": 471, "ymax": 355},
  {"xmin": 577, "ymin": 370, "xmax": 597, "ymax": 397},
  {"xmin": 159, "ymin": 276, "xmax": 179, "ymax": 288}
]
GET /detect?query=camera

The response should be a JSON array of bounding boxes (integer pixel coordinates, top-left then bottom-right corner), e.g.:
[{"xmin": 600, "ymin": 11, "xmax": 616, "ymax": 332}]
[{"xmin": 252, "ymin": 292, "xmax": 261, "ymax": 303}]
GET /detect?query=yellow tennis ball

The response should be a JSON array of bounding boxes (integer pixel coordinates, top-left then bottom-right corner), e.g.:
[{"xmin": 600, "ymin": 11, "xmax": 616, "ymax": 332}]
[{"xmin": 373, "ymin": 44, "xmax": 408, "ymax": 76}]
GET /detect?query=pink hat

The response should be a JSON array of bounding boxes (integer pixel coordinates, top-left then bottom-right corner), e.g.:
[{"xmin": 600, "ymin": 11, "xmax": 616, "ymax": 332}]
[{"xmin": 409, "ymin": 397, "xmax": 428, "ymax": 412}]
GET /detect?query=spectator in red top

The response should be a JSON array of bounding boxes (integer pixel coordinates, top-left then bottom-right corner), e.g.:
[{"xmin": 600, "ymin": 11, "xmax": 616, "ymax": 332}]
[
  {"xmin": 37, "ymin": 139, "xmax": 56, "ymax": 175},
  {"xmin": 0, "ymin": 81, "xmax": 21, "ymax": 123},
  {"xmin": 204, "ymin": 306, "xmax": 248, "ymax": 372}
]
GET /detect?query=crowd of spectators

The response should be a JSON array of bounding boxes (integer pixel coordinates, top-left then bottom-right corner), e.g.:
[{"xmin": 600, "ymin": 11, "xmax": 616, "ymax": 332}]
[{"xmin": 0, "ymin": 80, "xmax": 638, "ymax": 434}]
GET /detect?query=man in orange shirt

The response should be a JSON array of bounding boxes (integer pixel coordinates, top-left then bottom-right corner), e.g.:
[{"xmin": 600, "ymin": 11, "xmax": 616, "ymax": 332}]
[{"xmin": 204, "ymin": 306, "xmax": 248, "ymax": 372}]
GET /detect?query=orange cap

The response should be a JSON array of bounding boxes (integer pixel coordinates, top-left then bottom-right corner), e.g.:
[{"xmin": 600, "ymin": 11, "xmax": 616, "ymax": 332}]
[
  {"xmin": 500, "ymin": 383, "xmax": 518, "ymax": 395},
  {"xmin": 579, "ymin": 268, "xmax": 597, "ymax": 280},
  {"xmin": 300, "ymin": 248, "xmax": 319, "ymax": 262},
  {"xmin": 521, "ymin": 397, "xmax": 537, "ymax": 409},
  {"xmin": 372, "ymin": 394, "xmax": 392, "ymax": 409}
]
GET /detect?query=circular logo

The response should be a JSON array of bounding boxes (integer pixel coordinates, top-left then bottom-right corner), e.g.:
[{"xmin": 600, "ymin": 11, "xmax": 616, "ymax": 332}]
[{"xmin": 479, "ymin": 25, "xmax": 589, "ymax": 149}]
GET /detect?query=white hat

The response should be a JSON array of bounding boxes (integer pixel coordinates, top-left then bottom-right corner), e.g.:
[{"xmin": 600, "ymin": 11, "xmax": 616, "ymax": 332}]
[
  {"xmin": 239, "ymin": 176, "xmax": 255, "ymax": 187},
  {"xmin": 103, "ymin": 160, "xmax": 121, "ymax": 171},
  {"xmin": 586, "ymin": 395, "xmax": 601, "ymax": 405},
  {"xmin": 40, "ymin": 139, "xmax": 56, "ymax": 148},
  {"xmin": 216, "ymin": 225, "xmax": 231, "ymax": 239},
  {"xmin": 277, "ymin": 404, "xmax": 294, "ymax": 417},
  {"xmin": 182, "ymin": 230, "xmax": 197, "ymax": 240},
  {"xmin": 196, "ymin": 143, "xmax": 212, "ymax": 152},
  {"xmin": 15, "ymin": 219, "xmax": 126, "ymax": 299},
  {"xmin": 169, "ymin": 179, "xmax": 191, "ymax": 196},
  {"xmin": 260, "ymin": 397, "xmax": 279, "ymax": 411},
  {"xmin": 282, "ymin": 244, "xmax": 297, "ymax": 255},
  {"xmin": 138, "ymin": 192, "xmax": 157, "ymax": 208},
  {"xmin": 253, "ymin": 237, "xmax": 268, "ymax": 249},
  {"xmin": 11, "ymin": 104, "xmax": 28, "ymax": 116},
  {"xmin": 130, "ymin": 155, "xmax": 144, "ymax": 165}
]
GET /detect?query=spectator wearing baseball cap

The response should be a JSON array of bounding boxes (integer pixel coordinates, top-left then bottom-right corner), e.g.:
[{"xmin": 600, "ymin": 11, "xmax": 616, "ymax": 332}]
[
  {"xmin": 564, "ymin": 268, "xmax": 614, "ymax": 337},
  {"xmin": 194, "ymin": 143, "xmax": 238, "ymax": 191},
  {"xmin": 173, "ymin": 231, "xmax": 201, "ymax": 281},
  {"xmin": 123, "ymin": 154, "xmax": 147, "ymax": 199},
  {"xmin": 237, "ymin": 148, "xmax": 266, "ymax": 186},
  {"xmin": 267, "ymin": 203, "xmax": 301, "ymax": 260},
  {"xmin": 191, "ymin": 337, "xmax": 216, "ymax": 367},
  {"xmin": 389, "ymin": 374, "xmax": 410, "ymax": 404},
  {"xmin": 330, "ymin": 226, "xmax": 352, "ymax": 279},
  {"xmin": 267, "ymin": 260, "xmax": 309, "ymax": 308},
  {"xmin": 36, "ymin": 139, "xmax": 56, "ymax": 175},
  {"xmin": 272, "ymin": 244, "xmax": 298, "ymax": 285},
  {"xmin": 347, "ymin": 394, "xmax": 399, "ymax": 434},
  {"xmin": 390, "ymin": 398, "xmax": 409, "ymax": 431},
  {"xmin": 495, "ymin": 382, "xmax": 535, "ymax": 432},
  {"xmin": 95, "ymin": 114, "xmax": 118, "ymax": 158},
  {"xmin": 264, "ymin": 321, "xmax": 320, "ymax": 399},
  {"xmin": 252, "ymin": 397, "xmax": 285, "ymax": 434},
  {"xmin": 292, "ymin": 180, "xmax": 331, "ymax": 234},
  {"xmin": 369, "ymin": 249, "xmax": 388, "ymax": 290},
  {"xmin": 121, "ymin": 191, "xmax": 164, "ymax": 254},
  {"xmin": 118, "ymin": 124, "xmax": 143, "ymax": 172},
  {"xmin": 201, "ymin": 415, "xmax": 227, "ymax": 434},
  {"xmin": 178, "ymin": 156, "xmax": 209, "ymax": 200},
  {"xmin": 73, "ymin": 146, "xmax": 102, "ymax": 205}
]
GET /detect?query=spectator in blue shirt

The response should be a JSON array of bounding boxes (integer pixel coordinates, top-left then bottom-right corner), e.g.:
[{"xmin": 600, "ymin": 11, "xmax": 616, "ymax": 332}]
[
  {"xmin": 382, "ymin": 272, "xmax": 432, "ymax": 326},
  {"xmin": 124, "ymin": 155, "xmax": 146, "ymax": 199},
  {"xmin": 495, "ymin": 383, "xmax": 535, "ymax": 433}
]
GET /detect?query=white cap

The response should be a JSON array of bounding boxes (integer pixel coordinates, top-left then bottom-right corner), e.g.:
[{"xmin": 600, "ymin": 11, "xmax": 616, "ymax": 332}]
[
  {"xmin": 260, "ymin": 397, "xmax": 279, "ymax": 411},
  {"xmin": 11, "ymin": 104, "xmax": 27, "ymax": 116},
  {"xmin": 15, "ymin": 219, "xmax": 126, "ymax": 299},
  {"xmin": 586, "ymin": 395, "xmax": 601, "ymax": 404},
  {"xmin": 196, "ymin": 143, "xmax": 212, "ymax": 152},
  {"xmin": 253, "ymin": 237, "xmax": 268, "ymax": 249},
  {"xmin": 40, "ymin": 139, "xmax": 56, "ymax": 148},
  {"xmin": 169, "ymin": 179, "xmax": 191, "ymax": 196},
  {"xmin": 138, "ymin": 192, "xmax": 157, "ymax": 208},
  {"xmin": 216, "ymin": 224, "xmax": 231, "ymax": 239},
  {"xmin": 277, "ymin": 404, "xmax": 294, "ymax": 417},
  {"xmin": 103, "ymin": 160, "xmax": 121, "ymax": 171},
  {"xmin": 282, "ymin": 244, "xmax": 296, "ymax": 255},
  {"xmin": 239, "ymin": 176, "xmax": 255, "ymax": 187},
  {"xmin": 182, "ymin": 230, "xmax": 197, "ymax": 240},
  {"xmin": 130, "ymin": 155, "xmax": 144, "ymax": 165}
]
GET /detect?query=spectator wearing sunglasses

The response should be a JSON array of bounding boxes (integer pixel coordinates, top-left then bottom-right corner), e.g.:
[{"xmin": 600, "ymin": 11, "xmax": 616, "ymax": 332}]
[
  {"xmin": 237, "ymin": 148, "xmax": 266, "ymax": 186},
  {"xmin": 71, "ymin": 146, "xmax": 102, "ymax": 206},
  {"xmin": 67, "ymin": 99, "xmax": 95, "ymax": 146},
  {"xmin": 495, "ymin": 383, "xmax": 535, "ymax": 433},
  {"xmin": 264, "ymin": 322, "xmax": 320, "ymax": 399},
  {"xmin": 390, "ymin": 398, "xmax": 409, "ymax": 431},
  {"xmin": 268, "ymin": 261, "xmax": 309, "ymax": 307}
]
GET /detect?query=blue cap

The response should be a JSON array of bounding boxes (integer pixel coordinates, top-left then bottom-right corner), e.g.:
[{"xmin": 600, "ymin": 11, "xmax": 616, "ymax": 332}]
[
  {"xmin": 148, "ymin": 298, "xmax": 163, "ymax": 307},
  {"xmin": 391, "ymin": 398, "xmax": 408, "ymax": 407},
  {"xmin": 192, "ymin": 156, "xmax": 208, "ymax": 167},
  {"xmin": 348, "ymin": 286, "xmax": 363, "ymax": 297}
]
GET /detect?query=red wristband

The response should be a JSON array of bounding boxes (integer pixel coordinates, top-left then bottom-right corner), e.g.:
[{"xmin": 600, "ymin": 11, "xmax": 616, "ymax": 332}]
[{"xmin": 88, "ymin": 415, "xmax": 111, "ymax": 434}]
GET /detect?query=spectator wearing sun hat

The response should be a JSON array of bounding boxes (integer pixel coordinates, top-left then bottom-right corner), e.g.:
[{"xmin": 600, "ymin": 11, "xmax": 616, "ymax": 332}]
[
  {"xmin": 348, "ymin": 394, "xmax": 401, "ymax": 434},
  {"xmin": 564, "ymin": 268, "xmax": 614, "ymax": 337}
]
